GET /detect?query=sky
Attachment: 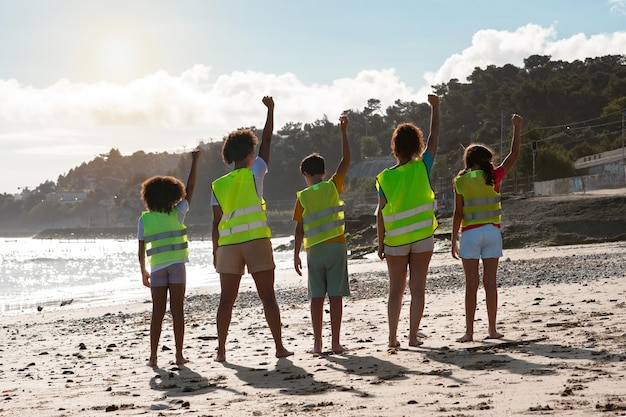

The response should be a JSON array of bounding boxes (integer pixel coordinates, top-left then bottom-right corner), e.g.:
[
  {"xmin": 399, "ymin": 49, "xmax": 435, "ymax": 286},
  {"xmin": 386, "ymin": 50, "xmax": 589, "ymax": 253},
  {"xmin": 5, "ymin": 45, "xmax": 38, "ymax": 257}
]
[{"xmin": 0, "ymin": 0, "xmax": 625, "ymax": 194}]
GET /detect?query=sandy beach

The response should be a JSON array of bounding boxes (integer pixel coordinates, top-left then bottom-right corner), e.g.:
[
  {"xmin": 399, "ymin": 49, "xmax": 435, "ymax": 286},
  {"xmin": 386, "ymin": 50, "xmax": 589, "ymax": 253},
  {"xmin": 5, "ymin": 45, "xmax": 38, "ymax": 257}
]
[{"xmin": 1, "ymin": 241, "xmax": 626, "ymax": 416}]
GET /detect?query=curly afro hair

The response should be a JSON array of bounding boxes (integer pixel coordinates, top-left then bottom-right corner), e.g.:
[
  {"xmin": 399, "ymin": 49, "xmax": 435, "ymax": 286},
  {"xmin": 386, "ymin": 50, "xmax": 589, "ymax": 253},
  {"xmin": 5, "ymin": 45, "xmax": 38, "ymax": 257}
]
[
  {"xmin": 221, "ymin": 129, "xmax": 258, "ymax": 164},
  {"xmin": 141, "ymin": 176, "xmax": 185, "ymax": 213},
  {"xmin": 390, "ymin": 123, "xmax": 424, "ymax": 162}
]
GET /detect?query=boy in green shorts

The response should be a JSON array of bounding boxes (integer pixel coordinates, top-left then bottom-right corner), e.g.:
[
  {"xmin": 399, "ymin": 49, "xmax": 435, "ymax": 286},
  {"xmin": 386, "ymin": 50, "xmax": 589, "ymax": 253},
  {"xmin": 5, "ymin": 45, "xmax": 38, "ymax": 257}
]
[{"xmin": 293, "ymin": 116, "xmax": 350, "ymax": 354}]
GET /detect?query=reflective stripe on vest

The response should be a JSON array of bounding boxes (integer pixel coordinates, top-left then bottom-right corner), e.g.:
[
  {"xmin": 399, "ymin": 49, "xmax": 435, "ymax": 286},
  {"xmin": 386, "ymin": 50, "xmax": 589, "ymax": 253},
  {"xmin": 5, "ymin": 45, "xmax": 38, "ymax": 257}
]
[
  {"xmin": 376, "ymin": 159, "xmax": 438, "ymax": 247},
  {"xmin": 454, "ymin": 170, "xmax": 502, "ymax": 227},
  {"xmin": 141, "ymin": 210, "xmax": 189, "ymax": 266},
  {"xmin": 212, "ymin": 168, "xmax": 271, "ymax": 246},
  {"xmin": 297, "ymin": 181, "xmax": 345, "ymax": 249}
]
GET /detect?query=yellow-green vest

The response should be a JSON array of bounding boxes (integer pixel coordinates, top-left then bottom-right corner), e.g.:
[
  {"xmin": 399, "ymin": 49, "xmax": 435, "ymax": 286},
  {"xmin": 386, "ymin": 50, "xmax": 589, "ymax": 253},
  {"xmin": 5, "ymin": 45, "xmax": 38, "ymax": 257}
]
[
  {"xmin": 212, "ymin": 168, "xmax": 271, "ymax": 246},
  {"xmin": 141, "ymin": 210, "xmax": 189, "ymax": 266},
  {"xmin": 454, "ymin": 169, "xmax": 501, "ymax": 227},
  {"xmin": 376, "ymin": 159, "xmax": 438, "ymax": 246},
  {"xmin": 297, "ymin": 180, "xmax": 345, "ymax": 249}
]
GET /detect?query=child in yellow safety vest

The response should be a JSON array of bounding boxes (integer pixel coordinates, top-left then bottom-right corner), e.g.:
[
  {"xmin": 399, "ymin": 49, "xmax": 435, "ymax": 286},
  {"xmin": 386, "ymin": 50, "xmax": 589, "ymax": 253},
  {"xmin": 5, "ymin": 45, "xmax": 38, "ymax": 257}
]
[
  {"xmin": 376, "ymin": 95, "xmax": 440, "ymax": 349},
  {"xmin": 138, "ymin": 149, "xmax": 200, "ymax": 367},
  {"xmin": 293, "ymin": 115, "xmax": 350, "ymax": 354},
  {"xmin": 452, "ymin": 113, "xmax": 523, "ymax": 343},
  {"xmin": 211, "ymin": 96, "xmax": 293, "ymax": 362}
]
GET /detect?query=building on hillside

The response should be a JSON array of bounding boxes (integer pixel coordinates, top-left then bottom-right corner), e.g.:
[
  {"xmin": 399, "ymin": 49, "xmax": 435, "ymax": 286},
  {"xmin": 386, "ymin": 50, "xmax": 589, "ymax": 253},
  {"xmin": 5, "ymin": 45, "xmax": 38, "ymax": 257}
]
[
  {"xmin": 46, "ymin": 192, "xmax": 87, "ymax": 203},
  {"xmin": 574, "ymin": 147, "xmax": 626, "ymax": 177},
  {"xmin": 534, "ymin": 147, "xmax": 626, "ymax": 196}
]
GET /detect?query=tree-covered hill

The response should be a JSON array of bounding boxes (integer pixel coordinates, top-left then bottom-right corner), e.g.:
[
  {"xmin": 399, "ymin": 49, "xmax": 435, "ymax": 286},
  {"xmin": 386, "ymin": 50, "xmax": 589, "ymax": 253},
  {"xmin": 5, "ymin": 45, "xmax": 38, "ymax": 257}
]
[{"xmin": 1, "ymin": 54, "xmax": 625, "ymax": 236}]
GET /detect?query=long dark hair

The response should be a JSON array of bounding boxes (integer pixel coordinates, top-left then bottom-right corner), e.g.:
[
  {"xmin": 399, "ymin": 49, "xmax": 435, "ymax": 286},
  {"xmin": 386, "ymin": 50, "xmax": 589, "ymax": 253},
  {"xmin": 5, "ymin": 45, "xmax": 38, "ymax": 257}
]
[
  {"xmin": 456, "ymin": 144, "xmax": 495, "ymax": 186},
  {"xmin": 390, "ymin": 123, "xmax": 424, "ymax": 162}
]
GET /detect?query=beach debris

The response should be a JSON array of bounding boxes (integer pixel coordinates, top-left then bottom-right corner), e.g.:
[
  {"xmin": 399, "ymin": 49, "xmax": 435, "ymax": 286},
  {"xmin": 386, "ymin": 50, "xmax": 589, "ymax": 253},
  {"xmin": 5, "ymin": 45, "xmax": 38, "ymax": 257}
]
[
  {"xmin": 60, "ymin": 299, "xmax": 73, "ymax": 307},
  {"xmin": 458, "ymin": 349, "xmax": 470, "ymax": 356},
  {"xmin": 150, "ymin": 403, "xmax": 169, "ymax": 410},
  {"xmin": 37, "ymin": 305, "xmax": 43, "ymax": 312},
  {"xmin": 78, "ymin": 342, "xmax": 87, "ymax": 350}
]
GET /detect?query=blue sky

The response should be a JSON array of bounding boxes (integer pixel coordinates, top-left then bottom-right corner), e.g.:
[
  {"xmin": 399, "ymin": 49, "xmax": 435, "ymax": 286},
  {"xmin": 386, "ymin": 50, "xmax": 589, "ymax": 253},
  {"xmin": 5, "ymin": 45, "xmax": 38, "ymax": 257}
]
[{"xmin": 0, "ymin": 0, "xmax": 625, "ymax": 193}]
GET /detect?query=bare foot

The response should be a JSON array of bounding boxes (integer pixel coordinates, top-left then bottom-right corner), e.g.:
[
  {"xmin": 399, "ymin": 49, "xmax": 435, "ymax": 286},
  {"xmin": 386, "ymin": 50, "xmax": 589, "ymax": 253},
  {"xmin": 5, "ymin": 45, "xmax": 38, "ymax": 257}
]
[
  {"xmin": 456, "ymin": 333, "xmax": 473, "ymax": 343},
  {"xmin": 388, "ymin": 338, "xmax": 400, "ymax": 348},
  {"xmin": 332, "ymin": 344, "xmax": 349, "ymax": 354},
  {"xmin": 214, "ymin": 351, "xmax": 226, "ymax": 362},
  {"xmin": 486, "ymin": 331, "xmax": 504, "ymax": 340},
  {"xmin": 276, "ymin": 348, "xmax": 294, "ymax": 358},
  {"xmin": 408, "ymin": 338, "xmax": 424, "ymax": 347},
  {"xmin": 176, "ymin": 356, "xmax": 189, "ymax": 365},
  {"xmin": 147, "ymin": 356, "xmax": 157, "ymax": 367}
]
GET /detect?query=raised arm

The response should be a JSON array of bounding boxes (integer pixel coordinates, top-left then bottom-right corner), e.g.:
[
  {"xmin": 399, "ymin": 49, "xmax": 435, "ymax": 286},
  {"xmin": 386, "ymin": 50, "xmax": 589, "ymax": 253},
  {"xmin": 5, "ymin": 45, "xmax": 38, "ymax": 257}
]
[
  {"xmin": 335, "ymin": 116, "xmax": 351, "ymax": 177},
  {"xmin": 184, "ymin": 149, "xmax": 200, "ymax": 205},
  {"xmin": 258, "ymin": 96, "xmax": 275, "ymax": 165},
  {"xmin": 498, "ymin": 114, "xmax": 523, "ymax": 175},
  {"xmin": 425, "ymin": 94, "xmax": 440, "ymax": 158}
]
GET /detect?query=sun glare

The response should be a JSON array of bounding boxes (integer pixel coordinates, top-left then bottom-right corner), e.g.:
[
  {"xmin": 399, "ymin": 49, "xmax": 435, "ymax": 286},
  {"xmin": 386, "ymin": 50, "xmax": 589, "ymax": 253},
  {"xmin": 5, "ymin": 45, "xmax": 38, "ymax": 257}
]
[{"xmin": 96, "ymin": 35, "xmax": 139, "ymax": 81}]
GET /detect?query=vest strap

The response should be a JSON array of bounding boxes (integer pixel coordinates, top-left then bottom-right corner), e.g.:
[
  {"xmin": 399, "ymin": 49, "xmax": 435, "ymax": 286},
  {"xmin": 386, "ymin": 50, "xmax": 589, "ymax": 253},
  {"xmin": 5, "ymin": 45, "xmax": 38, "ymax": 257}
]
[
  {"xmin": 304, "ymin": 219, "xmax": 345, "ymax": 238},
  {"xmin": 147, "ymin": 242, "xmax": 189, "ymax": 257},
  {"xmin": 144, "ymin": 228, "xmax": 187, "ymax": 243},
  {"xmin": 464, "ymin": 196, "xmax": 501, "ymax": 207},
  {"xmin": 222, "ymin": 205, "xmax": 264, "ymax": 222},
  {"xmin": 385, "ymin": 218, "xmax": 434, "ymax": 238},
  {"xmin": 220, "ymin": 220, "xmax": 268, "ymax": 237},
  {"xmin": 382, "ymin": 201, "xmax": 435, "ymax": 223},
  {"xmin": 303, "ymin": 205, "xmax": 343, "ymax": 224},
  {"xmin": 463, "ymin": 209, "xmax": 502, "ymax": 221}
]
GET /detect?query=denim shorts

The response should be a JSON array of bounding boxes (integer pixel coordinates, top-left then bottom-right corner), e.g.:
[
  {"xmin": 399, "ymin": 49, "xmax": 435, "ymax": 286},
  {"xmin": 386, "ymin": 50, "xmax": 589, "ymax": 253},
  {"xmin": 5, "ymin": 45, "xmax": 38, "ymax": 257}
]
[{"xmin": 459, "ymin": 224, "xmax": 503, "ymax": 259}]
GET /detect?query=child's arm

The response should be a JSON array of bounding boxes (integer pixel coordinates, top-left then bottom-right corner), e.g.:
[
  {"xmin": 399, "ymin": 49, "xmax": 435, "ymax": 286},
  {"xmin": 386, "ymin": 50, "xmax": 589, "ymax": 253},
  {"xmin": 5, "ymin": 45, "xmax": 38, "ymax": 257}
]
[
  {"xmin": 293, "ymin": 221, "xmax": 304, "ymax": 276},
  {"xmin": 376, "ymin": 195, "xmax": 386, "ymax": 260},
  {"xmin": 258, "ymin": 96, "xmax": 275, "ymax": 165},
  {"xmin": 425, "ymin": 95, "xmax": 440, "ymax": 157},
  {"xmin": 184, "ymin": 149, "xmax": 200, "ymax": 205},
  {"xmin": 212, "ymin": 205, "xmax": 222, "ymax": 268},
  {"xmin": 335, "ymin": 116, "xmax": 351, "ymax": 178},
  {"xmin": 498, "ymin": 114, "xmax": 523, "ymax": 175},
  {"xmin": 451, "ymin": 190, "xmax": 464, "ymax": 260},
  {"xmin": 425, "ymin": 95, "xmax": 440, "ymax": 158},
  {"xmin": 138, "ymin": 240, "xmax": 150, "ymax": 287}
]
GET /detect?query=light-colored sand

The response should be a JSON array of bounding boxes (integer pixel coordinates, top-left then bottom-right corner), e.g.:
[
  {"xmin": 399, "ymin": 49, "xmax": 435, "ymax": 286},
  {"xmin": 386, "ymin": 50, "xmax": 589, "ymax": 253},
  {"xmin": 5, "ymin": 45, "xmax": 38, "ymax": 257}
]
[{"xmin": 1, "ymin": 243, "xmax": 625, "ymax": 416}]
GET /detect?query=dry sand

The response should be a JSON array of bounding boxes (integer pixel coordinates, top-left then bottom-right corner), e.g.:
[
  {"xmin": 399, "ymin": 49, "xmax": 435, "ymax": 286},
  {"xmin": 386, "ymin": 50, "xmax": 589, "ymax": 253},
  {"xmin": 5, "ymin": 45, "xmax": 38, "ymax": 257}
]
[{"xmin": 1, "ymin": 242, "xmax": 626, "ymax": 416}]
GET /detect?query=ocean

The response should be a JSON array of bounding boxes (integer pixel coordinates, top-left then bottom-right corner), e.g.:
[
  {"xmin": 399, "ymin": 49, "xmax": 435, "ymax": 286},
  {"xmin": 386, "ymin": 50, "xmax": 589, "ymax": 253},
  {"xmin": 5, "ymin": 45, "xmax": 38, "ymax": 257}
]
[{"xmin": 0, "ymin": 236, "xmax": 298, "ymax": 315}]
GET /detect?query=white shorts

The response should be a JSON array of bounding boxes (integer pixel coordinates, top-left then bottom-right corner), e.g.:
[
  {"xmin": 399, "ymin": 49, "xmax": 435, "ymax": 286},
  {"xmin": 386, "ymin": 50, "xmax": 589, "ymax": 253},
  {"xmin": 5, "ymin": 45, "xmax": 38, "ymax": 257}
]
[
  {"xmin": 459, "ymin": 224, "xmax": 502, "ymax": 259},
  {"xmin": 384, "ymin": 235, "xmax": 434, "ymax": 257}
]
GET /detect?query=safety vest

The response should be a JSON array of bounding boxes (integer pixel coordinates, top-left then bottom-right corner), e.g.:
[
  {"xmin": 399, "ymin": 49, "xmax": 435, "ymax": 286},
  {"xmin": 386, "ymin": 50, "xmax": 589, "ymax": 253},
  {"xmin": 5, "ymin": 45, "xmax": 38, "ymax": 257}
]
[
  {"xmin": 212, "ymin": 168, "xmax": 271, "ymax": 246},
  {"xmin": 297, "ymin": 180, "xmax": 345, "ymax": 249},
  {"xmin": 454, "ymin": 169, "xmax": 501, "ymax": 227},
  {"xmin": 376, "ymin": 159, "xmax": 438, "ymax": 246},
  {"xmin": 141, "ymin": 210, "xmax": 189, "ymax": 266}
]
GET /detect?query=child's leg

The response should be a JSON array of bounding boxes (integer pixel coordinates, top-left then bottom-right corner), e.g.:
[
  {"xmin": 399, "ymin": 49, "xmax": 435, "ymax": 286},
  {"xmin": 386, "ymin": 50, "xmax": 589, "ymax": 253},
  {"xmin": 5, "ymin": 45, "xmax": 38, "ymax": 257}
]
[
  {"xmin": 457, "ymin": 258, "xmax": 480, "ymax": 342},
  {"xmin": 385, "ymin": 255, "xmax": 409, "ymax": 347},
  {"xmin": 328, "ymin": 296, "xmax": 346, "ymax": 353},
  {"xmin": 169, "ymin": 283, "xmax": 187, "ymax": 364},
  {"xmin": 216, "ymin": 273, "xmax": 242, "ymax": 362},
  {"xmin": 149, "ymin": 286, "xmax": 168, "ymax": 366},
  {"xmin": 407, "ymin": 251, "xmax": 432, "ymax": 347},
  {"xmin": 309, "ymin": 297, "xmax": 325, "ymax": 353},
  {"xmin": 251, "ymin": 269, "xmax": 294, "ymax": 358},
  {"xmin": 482, "ymin": 258, "xmax": 503, "ymax": 339}
]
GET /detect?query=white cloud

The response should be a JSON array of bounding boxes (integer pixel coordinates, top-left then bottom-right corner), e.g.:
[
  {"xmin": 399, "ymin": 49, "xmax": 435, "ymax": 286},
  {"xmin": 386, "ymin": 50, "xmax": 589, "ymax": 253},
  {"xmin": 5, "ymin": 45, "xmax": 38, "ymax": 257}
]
[
  {"xmin": 609, "ymin": 0, "xmax": 626, "ymax": 15},
  {"xmin": 423, "ymin": 24, "xmax": 626, "ymax": 87},
  {"xmin": 1, "ymin": 23, "xmax": 625, "ymax": 193}
]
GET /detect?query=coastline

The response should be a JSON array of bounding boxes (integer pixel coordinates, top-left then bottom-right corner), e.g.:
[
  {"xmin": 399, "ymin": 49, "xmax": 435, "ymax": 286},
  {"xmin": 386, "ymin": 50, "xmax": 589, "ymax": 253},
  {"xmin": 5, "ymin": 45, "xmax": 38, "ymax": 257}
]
[{"xmin": 1, "ymin": 241, "xmax": 625, "ymax": 415}]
